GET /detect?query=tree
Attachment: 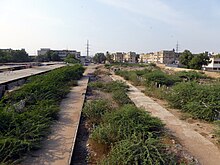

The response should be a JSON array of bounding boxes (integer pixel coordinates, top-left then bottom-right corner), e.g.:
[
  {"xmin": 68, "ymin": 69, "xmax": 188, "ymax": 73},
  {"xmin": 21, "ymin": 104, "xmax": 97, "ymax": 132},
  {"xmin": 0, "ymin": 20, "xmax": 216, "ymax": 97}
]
[
  {"xmin": 64, "ymin": 54, "xmax": 80, "ymax": 64},
  {"xmin": 0, "ymin": 49, "xmax": 29, "ymax": 63},
  {"xmin": 106, "ymin": 51, "xmax": 113, "ymax": 63},
  {"xmin": 50, "ymin": 52, "xmax": 61, "ymax": 61},
  {"xmin": 179, "ymin": 50, "xmax": 193, "ymax": 68},
  {"xmin": 189, "ymin": 52, "xmax": 211, "ymax": 70},
  {"xmin": 93, "ymin": 53, "xmax": 106, "ymax": 63}
]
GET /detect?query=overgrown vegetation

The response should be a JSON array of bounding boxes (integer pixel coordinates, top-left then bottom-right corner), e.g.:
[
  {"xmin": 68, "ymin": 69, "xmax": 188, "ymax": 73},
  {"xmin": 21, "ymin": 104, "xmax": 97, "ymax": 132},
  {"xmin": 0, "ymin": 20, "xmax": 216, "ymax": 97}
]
[
  {"xmin": 116, "ymin": 66, "xmax": 220, "ymax": 122},
  {"xmin": 83, "ymin": 75, "xmax": 181, "ymax": 164},
  {"xmin": 89, "ymin": 81, "xmax": 132, "ymax": 105},
  {"xmin": 105, "ymin": 62, "xmax": 149, "ymax": 69},
  {"xmin": 0, "ymin": 64, "xmax": 84, "ymax": 164}
]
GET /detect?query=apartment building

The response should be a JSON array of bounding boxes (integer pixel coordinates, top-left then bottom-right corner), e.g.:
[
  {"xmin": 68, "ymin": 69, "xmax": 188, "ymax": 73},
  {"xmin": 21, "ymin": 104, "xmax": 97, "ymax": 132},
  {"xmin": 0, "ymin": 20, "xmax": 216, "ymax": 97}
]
[
  {"xmin": 37, "ymin": 48, "xmax": 81, "ymax": 60},
  {"xmin": 203, "ymin": 54, "xmax": 220, "ymax": 71},
  {"xmin": 112, "ymin": 52, "xmax": 125, "ymax": 63},
  {"xmin": 124, "ymin": 52, "xmax": 137, "ymax": 63},
  {"xmin": 139, "ymin": 53, "xmax": 153, "ymax": 63},
  {"xmin": 153, "ymin": 50, "xmax": 176, "ymax": 64}
]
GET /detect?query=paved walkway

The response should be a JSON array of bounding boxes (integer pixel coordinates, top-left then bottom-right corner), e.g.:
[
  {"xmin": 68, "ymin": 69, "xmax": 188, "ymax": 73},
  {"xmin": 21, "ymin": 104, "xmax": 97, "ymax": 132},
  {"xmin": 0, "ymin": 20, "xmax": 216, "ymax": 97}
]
[
  {"xmin": 111, "ymin": 74, "xmax": 220, "ymax": 165},
  {"xmin": 22, "ymin": 65, "xmax": 96, "ymax": 165},
  {"xmin": 0, "ymin": 64, "xmax": 65, "ymax": 85}
]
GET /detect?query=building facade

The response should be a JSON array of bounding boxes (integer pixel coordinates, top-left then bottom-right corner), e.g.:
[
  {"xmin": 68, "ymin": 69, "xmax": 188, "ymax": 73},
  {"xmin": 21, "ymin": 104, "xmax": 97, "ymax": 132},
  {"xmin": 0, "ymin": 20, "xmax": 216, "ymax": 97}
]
[
  {"xmin": 112, "ymin": 52, "xmax": 125, "ymax": 63},
  {"xmin": 139, "ymin": 53, "xmax": 153, "ymax": 63},
  {"xmin": 37, "ymin": 48, "xmax": 81, "ymax": 60},
  {"xmin": 153, "ymin": 50, "xmax": 176, "ymax": 64},
  {"xmin": 203, "ymin": 55, "xmax": 220, "ymax": 71},
  {"xmin": 124, "ymin": 52, "xmax": 137, "ymax": 63}
]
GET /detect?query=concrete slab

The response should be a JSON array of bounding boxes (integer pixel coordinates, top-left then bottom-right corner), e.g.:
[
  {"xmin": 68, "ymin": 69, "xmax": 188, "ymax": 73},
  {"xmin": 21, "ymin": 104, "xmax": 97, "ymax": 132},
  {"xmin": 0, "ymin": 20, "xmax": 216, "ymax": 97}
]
[
  {"xmin": 111, "ymin": 74, "xmax": 220, "ymax": 165},
  {"xmin": 0, "ymin": 64, "xmax": 65, "ymax": 85}
]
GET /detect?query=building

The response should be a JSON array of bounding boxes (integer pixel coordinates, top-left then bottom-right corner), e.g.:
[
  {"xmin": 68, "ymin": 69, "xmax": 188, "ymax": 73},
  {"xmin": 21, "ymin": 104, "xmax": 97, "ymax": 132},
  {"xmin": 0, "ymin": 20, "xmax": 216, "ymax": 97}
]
[
  {"xmin": 112, "ymin": 52, "xmax": 125, "ymax": 63},
  {"xmin": 203, "ymin": 54, "xmax": 220, "ymax": 71},
  {"xmin": 139, "ymin": 53, "xmax": 153, "ymax": 63},
  {"xmin": 154, "ymin": 50, "xmax": 176, "ymax": 64},
  {"xmin": 124, "ymin": 52, "xmax": 137, "ymax": 63},
  {"xmin": 37, "ymin": 48, "xmax": 81, "ymax": 60}
]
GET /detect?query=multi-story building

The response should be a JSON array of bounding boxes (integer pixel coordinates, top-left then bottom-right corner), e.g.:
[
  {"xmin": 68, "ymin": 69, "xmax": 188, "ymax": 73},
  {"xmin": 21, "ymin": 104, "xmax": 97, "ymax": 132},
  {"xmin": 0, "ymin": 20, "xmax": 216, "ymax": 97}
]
[
  {"xmin": 124, "ymin": 52, "xmax": 137, "ymax": 63},
  {"xmin": 203, "ymin": 54, "xmax": 220, "ymax": 71},
  {"xmin": 139, "ymin": 53, "xmax": 153, "ymax": 63},
  {"xmin": 37, "ymin": 48, "xmax": 81, "ymax": 60},
  {"xmin": 148, "ymin": 50, "xmax": 176, "ymax": 64},
  {"xmin": 112, "ymin": 52, "xmax": 125, "ymax": 63}
]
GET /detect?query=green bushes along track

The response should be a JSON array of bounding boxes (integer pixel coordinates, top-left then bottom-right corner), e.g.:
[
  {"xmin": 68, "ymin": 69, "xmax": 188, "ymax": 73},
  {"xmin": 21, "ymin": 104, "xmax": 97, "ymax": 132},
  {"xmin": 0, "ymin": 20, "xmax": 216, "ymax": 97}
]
[{"xmin": 0, "ymin": 64, "xmax": 84, "ymax": 164}]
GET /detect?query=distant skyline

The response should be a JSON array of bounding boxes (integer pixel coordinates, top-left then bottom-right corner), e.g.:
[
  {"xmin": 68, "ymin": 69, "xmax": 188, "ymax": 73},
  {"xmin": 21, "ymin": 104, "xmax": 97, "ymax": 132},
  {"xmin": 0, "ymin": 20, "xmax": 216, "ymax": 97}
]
[{"xmin": 0, "ymin": 0, "xmax": 220, "ymax": 55}]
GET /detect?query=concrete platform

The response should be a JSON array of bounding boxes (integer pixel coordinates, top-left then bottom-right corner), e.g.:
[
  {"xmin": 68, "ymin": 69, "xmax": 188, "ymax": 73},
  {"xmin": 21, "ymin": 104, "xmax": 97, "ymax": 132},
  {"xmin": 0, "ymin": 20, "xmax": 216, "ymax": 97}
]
[{"xmin": 0, "ymin": 64, "xmax": 65, "ymax": 85}]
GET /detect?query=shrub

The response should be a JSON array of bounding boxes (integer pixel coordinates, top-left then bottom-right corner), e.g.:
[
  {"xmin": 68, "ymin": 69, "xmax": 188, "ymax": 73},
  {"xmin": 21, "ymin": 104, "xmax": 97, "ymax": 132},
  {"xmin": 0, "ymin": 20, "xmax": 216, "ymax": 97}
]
[
  {"xmin": 91, "ymin": 105, "xmax": 163, "ymax": 144},
  {"xmin": 82, "ymin": 100, "xmax": 112, "ymax": 125},
  {"xmin": 100, "ymin": 136, "xmax": 173, "ymax": 165},
  {"xmin": 167, "ymin": 82, "xmax": 220, "ymax": 121},
  {"xmin": 104, "ymin": 81, "xmax": 128, "ymax": 93},
  {"xmin": 175, "ymin": 71, "xmax": 208, "ymax": 81},
  {"xmin": 112, "ymin": 90, "xmax": 133, "ymax": 106},
  {"xmin": 144, "ymin": 70, "xmax": 179, "ymax": 87}
]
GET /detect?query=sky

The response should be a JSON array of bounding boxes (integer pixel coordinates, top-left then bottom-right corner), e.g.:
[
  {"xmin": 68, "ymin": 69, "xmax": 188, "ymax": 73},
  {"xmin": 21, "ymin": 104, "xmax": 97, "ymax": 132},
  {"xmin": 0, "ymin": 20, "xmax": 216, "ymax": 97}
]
[{"xmin": 0, "ymin": 0, "xmax": 220, "ymax": 55}]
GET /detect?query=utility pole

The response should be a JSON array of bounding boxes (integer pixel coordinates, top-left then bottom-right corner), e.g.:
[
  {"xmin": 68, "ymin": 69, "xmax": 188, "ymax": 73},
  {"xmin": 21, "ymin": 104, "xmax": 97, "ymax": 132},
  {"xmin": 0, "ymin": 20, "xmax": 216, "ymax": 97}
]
[
  {"xmin": 176, "ymin": 41, "xmax": 179, "ymax": 53},
  {"xmin": 86, "ymin": 40, "xmax": 90, "ymax": 57}
]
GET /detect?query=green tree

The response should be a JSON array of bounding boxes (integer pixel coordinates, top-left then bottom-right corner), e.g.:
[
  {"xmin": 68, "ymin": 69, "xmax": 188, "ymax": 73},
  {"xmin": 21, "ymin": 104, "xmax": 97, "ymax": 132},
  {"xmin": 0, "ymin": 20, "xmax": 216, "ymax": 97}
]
[
  {"xmin": 106, "ymin": 51, "xmax": 113, "ymax": 63},
  {"xmin": 50, "ymin": 52, "xmax": 61, "ymax": 61},
  {"xmin": 93, "ymin": 53, "xmax": 106, "ymax": 63},
  {"xmin": 11, "ymin": 49, "xmax": 30, "ymax": 62},
  {"xmin": 179, "ymin": 50, "xmax": 193, "ymax": 68},
  {"xmin": 189, "ymin": 52, "xmax": 211, "ymax": 70},
  {"xmin": 64, "ymin": 54, "xmax": 80, "ymax": 64}
]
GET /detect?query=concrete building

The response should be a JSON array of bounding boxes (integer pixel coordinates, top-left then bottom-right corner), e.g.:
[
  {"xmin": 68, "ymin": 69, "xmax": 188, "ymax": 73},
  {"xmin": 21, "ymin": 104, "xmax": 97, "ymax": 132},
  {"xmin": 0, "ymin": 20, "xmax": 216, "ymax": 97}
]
[
  {"xmin": 37, "ymin": 48, "xmax": 81, "ymax": 60},
  {"xmin": 124, "ymin": 52, "xmax": 137, "ymax": 63},
  {"xmin": 203, "ymin": 54, "xmax": 220, "ymax": 71},
  {"xmin": 139, "ymin": 53, "xmax": 153, "ymax": 63},
  {"xmin": 154, "ymin": 50, "xmax": 176, "ymax": 64},
  {"xmin": 112, "ymin": 52, "xmax": 125, "ymax": 63}
]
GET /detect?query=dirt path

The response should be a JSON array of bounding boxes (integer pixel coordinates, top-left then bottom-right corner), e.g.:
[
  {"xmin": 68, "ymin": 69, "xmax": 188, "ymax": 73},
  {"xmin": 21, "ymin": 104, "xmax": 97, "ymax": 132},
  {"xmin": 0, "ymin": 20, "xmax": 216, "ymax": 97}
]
[
  {"xmin": 111, "ymin": 74, "xmax": 220, "ymax": 165},
  {"xmin": 22, "ymin": 65, "xmax": 97, "ymax": 165}
]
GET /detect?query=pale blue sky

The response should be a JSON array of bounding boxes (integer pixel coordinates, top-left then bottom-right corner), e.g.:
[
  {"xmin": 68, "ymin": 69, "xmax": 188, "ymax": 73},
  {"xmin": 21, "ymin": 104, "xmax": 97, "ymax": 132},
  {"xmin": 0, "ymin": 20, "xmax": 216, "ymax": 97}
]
[{"xmin": 0, "ymin": 0, "xmax": 219, "ymax": 55}]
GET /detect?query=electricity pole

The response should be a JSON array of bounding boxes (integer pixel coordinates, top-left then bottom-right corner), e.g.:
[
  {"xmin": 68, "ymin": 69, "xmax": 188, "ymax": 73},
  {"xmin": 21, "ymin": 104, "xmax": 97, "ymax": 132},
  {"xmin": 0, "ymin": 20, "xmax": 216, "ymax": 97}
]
[{"xmin": 86, "ymin": 40, "xmax": 90, "ymax": 57}]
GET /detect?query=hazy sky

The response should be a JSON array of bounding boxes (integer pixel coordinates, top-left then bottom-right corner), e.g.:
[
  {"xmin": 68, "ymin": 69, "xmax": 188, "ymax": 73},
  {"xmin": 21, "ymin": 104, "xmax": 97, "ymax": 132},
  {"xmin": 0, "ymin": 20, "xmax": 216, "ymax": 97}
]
[{"xmin": 0, "ymin": 0, "xmax": 220, "ymax": 55}]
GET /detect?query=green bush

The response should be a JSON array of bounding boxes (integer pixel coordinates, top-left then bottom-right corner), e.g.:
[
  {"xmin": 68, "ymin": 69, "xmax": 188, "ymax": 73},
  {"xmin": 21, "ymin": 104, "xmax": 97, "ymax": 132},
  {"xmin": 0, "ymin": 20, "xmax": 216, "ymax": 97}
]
[
  {"xmin": 167, "ymin": 82, "xmax": 220, "ymax": 121},
  {"xmin": 144, "ymin": 70, "xmax": 179, "ymax": 87},
  {"xmin": 112, "ymin": 90, "xmax": 133, "ymax": 106},
  {"xmin": 82, "ymin": 100, "xmax": 112, "ymax": 125},
  {"xmin": 91, "ymin": 105, "xmax": 163, "ymax": 144},
  {"xmin": 100, "ymin": 136, "xmax": 173, "ymax": 165},
  {"xmin": 175, "ymin": 71, "xmax": 208, "ymax": 81},
  {"xmin": 104, "ymin": 81, "xmax": 128, "ymax": 93}
]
